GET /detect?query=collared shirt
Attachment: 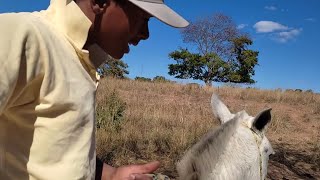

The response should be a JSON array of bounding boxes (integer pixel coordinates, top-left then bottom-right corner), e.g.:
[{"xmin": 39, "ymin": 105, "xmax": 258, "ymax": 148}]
[{"xmin": 0, "ymin": 1, "xmax": 110, "ymax": 179}]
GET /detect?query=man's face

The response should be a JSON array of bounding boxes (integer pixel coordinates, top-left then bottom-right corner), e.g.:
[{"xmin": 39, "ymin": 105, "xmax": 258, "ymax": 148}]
[{"xmin": 96, "ymin": 1, "xmax": 152, "ymax": 59}]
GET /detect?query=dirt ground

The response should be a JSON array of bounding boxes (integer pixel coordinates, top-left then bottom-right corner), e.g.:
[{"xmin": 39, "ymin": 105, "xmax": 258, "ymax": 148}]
[{"xmin": 267, "ymin": 144, "xmax": 320, "ymax": 180}]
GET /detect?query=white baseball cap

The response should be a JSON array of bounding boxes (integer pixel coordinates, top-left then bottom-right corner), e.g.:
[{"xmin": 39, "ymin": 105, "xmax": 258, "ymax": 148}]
[{"xmin": 128, "ymin": 0, "xmax": 189, "ymax": 28}]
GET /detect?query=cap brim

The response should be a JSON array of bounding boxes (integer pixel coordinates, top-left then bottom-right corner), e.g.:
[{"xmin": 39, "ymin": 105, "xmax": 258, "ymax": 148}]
[{"xmin": 128, "ymin": 0, "xmax": 189, "ymax": 28}]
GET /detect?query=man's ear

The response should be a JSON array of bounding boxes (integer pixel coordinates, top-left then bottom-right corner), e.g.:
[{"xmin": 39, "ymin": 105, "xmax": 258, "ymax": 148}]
[{"xmin": 91, "ymin": 0, "xmax": 109, "ymax": 14}]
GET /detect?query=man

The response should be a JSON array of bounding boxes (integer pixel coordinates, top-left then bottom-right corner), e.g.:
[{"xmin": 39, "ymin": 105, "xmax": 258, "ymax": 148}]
[{"xmin": 0, "ymin": 0, "xmax": 188, "ymax": 179}]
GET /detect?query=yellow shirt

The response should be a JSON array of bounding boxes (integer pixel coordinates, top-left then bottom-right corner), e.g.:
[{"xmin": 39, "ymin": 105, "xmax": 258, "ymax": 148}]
[{"xmin": 0, "ymin": 0, "xmax": 109, "ymax": 179}]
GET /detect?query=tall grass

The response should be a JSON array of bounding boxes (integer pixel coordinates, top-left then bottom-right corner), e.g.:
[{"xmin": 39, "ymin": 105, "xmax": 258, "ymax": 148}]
[{"xmin": 96, "ymin": 78, "xmax": 320, "ymax": 177}]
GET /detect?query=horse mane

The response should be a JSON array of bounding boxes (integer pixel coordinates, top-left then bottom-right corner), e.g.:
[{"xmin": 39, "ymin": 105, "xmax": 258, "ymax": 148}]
[{"xmin": 177, "ymin": 115, "xmax": 241, "ymax": 180}]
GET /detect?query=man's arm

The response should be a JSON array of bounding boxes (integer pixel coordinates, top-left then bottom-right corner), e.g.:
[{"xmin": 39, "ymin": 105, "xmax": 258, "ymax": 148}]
[
  {"xmin": 0, "ymin": 14, "xmax": 32, "ymax": 114},
  {"xmin": 96, "ymin": 158, "xmax": 160, "ymax": 180}
]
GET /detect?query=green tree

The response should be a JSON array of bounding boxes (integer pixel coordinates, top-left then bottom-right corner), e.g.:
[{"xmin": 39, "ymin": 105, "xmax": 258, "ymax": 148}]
[
  {"xmin": 98, "ymin": 58, "xmax": 129, "ymax": 78},
  {"xmin": 168, "ymin": 14, "xmax": 259, "ymax": 86},
  {"xmin": 227, "ymin": 36, "xmax": 258, "ymax": 83},
  {"xmin": 169, "ymin": 49, "xmax": 226, "ymax": 85},
  {"xmin": 134, "ymin": 76, "xmax": 152, "ymax": 82},
  {"xmin": 153, "ymin": 76, "xmax": 170, "ymax": 83}
]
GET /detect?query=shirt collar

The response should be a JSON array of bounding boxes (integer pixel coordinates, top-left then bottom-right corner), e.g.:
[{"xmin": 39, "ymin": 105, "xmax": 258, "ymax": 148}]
[
  {"xmin": 42, "ymin": 0, "xmax": 109, "ymax": 69},
  {"xmin": 45, "ymin": 0, "xmax": 91, "ymax": 50}
]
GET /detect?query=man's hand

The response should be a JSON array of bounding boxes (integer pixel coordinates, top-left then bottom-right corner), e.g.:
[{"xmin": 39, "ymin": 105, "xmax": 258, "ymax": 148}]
[{"xmin": 102, "ymin": 161, "xmax": 160, "ymax": 180}]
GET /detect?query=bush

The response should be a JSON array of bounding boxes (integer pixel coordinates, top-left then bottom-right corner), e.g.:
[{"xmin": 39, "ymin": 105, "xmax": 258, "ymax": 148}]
[
  {"xmin": 153, "ymin": 76, "xmax": 170, "ymax": 83},
  {"xmin": 306, "ymin": 89, "xmax": 313, "ymax": 93},
  {"xmin": 135, "ymin": 76, "xmax": 152, "ymax": 82},
  {"xmin": 96, "ymin": 90, "xmax": 126, "ymax": 131}
]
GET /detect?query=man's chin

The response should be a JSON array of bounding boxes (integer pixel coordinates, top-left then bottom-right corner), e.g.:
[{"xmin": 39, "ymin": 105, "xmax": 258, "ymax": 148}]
[
  {"xmin": 110, "ymin": 53, "xmax": 125, "ymax": 60},
  {"xmin": 102, "ymin": 47, "xmax": 126, "ymax": 60}
]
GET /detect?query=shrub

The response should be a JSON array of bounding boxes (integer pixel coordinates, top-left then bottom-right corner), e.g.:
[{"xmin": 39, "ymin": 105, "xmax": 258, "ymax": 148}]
[
  {"xmin": 96, "ymin": 90, "xmax": 126, "ymax": 131},
  {"xmin": 135, "ymin": 76, "xmax": 152, "ymax": 82},
  {"xmin": 153, "ymin": 76, "xmax": 170, "ymax": 83},
  {"xmin": 305, "ymin": 89, "xmax": 313, "ymax": 93}
]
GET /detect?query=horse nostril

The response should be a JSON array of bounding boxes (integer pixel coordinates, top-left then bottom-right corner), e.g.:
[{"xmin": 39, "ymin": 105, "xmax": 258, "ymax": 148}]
[{"xmin": 269, "ymin": 151, "xmax": 275, "ymax": 157}]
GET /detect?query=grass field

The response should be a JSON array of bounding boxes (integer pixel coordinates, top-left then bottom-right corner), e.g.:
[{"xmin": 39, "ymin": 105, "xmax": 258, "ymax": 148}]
[{"xmin": 96, "ymin": 77, "xmax": 320, "ymax": 179}]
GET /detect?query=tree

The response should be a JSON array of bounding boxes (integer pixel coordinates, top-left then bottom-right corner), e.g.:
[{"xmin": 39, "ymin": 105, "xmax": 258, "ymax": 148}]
[
  {"xmin": 134, "ymin": 76, "xmax": 152, "ymax": 82},
  {"xmin": 182, "ymin": 13, "xmax": 238, "ymax": 58},
  {"xmin": 168, "ymin": 13, "xmax": 259, "ymax": 86},
  {"xmin": 229, "ymin": 36, "xmax": 258, "ymax": 83},
  {"xmin": 169, "ymin": 49, "xmax": 227, "ymax": 86},
  {"xmin": 153, "ymin": 76, "xmax": 170, "ymax": 83},
  {"xmin": 98, "ymin": 57, "xmax": 129, "ymax": 78}
]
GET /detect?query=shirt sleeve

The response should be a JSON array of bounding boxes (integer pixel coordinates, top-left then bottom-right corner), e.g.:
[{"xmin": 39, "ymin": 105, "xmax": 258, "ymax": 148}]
[{"xmin": 0, "ymin": 13, "xmax": 42, "ymax": 114}]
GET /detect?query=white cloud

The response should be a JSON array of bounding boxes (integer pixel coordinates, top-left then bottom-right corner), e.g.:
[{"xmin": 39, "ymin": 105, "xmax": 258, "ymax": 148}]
[
  {"xmin": 237, "ymin": 24, "xmax": 248, "ymax": 29},
  {"xmin": 254, "ymin": 21, "xmax": 288, "ymax": 33},
  {"xmin": 305, "ymin": 18, "xmax": 316, "ymax": 22},
  {"xmin": 276, "ymin": 28, "xmax": 302, "ymax": 43},
  {"xmin": 253, "ymin": 21, "xmax": 302, "ymax": 43},
  {"xmin": 265, "ymin": 6, "xmax": 277, "ymax": 11}
]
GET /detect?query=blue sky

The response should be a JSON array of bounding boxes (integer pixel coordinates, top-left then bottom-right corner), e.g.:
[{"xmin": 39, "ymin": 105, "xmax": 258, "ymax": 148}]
[{"xmin": 1, "ymin": 0, "xmax": 319, "ymax": 92}]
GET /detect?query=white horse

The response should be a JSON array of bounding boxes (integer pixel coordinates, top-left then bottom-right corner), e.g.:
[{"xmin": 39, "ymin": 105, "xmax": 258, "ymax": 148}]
[{"xmin": 177, "ymin": 94, "xmax": 275, "ymax": 180}]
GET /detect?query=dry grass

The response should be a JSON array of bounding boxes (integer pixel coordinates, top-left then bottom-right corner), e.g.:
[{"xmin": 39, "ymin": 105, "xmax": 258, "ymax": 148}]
[{"xmin": 96, "ymin": 78, "xmax": 320, "ymax": 179}]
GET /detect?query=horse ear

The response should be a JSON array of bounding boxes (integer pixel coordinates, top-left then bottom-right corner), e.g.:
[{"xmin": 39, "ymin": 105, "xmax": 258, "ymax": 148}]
[
  {"xmin": 211, "ymin": 94, "xmax": 234, "ymax": 124},
  {"xmin": 252, "ymin": 108, "xmax": 272, "ymax": 132}
]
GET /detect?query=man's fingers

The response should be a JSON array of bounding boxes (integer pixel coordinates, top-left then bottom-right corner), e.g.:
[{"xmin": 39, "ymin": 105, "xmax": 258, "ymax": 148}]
[
  {"xmin": 128, "ymin": 161, "xmax": 160, "ymax": 174},
  {"xmin": 129, "ymin": 174, "xmax": 153, "ymax": 180}
]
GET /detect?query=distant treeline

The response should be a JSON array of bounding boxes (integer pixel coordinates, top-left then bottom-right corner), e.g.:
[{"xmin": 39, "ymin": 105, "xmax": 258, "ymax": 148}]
[{"xmin": 134, "ymin": 76, "xmax": 172, "ymax": 83}]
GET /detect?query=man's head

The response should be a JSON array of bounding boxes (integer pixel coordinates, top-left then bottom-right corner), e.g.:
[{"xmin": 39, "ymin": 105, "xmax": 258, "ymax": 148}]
[{"xmin": 76, "ymin": 0, "xmax": 188, "ymax": 59}]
